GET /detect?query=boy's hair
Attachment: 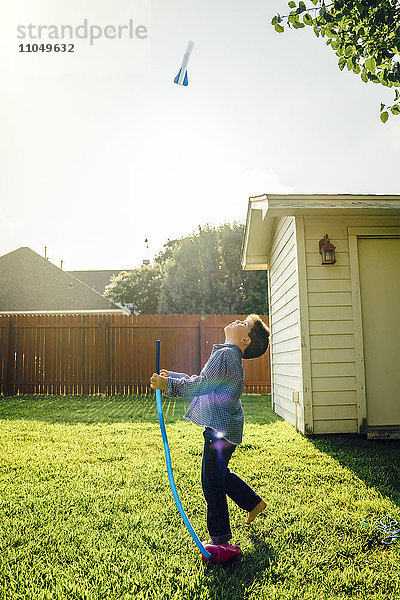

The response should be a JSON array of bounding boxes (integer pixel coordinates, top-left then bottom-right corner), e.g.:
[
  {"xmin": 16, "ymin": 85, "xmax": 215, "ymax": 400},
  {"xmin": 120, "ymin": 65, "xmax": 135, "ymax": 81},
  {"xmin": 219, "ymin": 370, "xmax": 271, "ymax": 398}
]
[{"xmin": 243, "ymin": 314, "xmax": 270, "ymax": 359}]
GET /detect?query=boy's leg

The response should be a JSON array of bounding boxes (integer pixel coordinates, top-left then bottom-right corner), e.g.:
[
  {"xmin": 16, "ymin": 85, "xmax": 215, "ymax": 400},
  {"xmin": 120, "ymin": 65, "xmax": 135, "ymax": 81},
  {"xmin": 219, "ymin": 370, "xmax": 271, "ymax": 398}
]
[
  {"xmin": 225, "ymin": 469, "xmax": 263, "ymax": 513},
  {"xmin": 201, "ymin": 429, "xmax": 236, "ymax": 544},
  {"xmin": 225, "ymin": 468, "xmax": 267, "ymax": 523}
]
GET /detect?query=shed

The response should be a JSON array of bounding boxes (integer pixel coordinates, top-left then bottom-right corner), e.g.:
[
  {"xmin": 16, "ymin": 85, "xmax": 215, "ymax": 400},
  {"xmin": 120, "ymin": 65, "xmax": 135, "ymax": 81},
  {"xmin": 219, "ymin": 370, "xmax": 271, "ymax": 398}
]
[{"xmin": 242, "ymin": 194, "xmax": 400, "ymax": 438}]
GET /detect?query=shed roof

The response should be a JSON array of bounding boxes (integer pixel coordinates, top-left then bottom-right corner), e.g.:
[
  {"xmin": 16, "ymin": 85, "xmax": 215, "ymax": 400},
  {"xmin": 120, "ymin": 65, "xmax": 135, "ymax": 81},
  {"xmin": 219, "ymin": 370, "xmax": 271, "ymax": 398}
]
[
  {"xmin": 0, "ymin": 247, "xmax": 126, "ymax": 313},
  {"xmin": 242, "ymin": 194, "xmax": 400, "ymax": 270}
]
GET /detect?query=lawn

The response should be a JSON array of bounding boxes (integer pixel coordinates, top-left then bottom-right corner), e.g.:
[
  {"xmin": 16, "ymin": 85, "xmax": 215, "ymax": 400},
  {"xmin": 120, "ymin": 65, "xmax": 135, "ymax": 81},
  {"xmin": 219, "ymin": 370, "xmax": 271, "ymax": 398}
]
[{"xmin": 0, "ymin": 394, "xmax": 400, "ymax": 600}]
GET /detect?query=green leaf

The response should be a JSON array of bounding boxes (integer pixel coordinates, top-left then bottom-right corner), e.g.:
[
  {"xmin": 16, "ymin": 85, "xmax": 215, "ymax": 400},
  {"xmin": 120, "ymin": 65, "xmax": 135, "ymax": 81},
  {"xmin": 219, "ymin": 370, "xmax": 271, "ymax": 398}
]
[
  {"xmin": 344, "ymin": 45, "xmax": 354, "ymax": 58},
  {"xmin": 347, "ymin": 57, "xmax": 354, "ymax": 70},
  {"xmin": 272, "ymin": 14, "xmax": 283, "ymax": 25},
  {"xmin": 365, "ymin": 58, "xmax": 376, "ymax": 74},
  {"xmin": 380, "ymin": 103, "xmax": 386, "ymax": 112},
  {"xmin": 297, "ymin": 1, "xmax": 307, "ymax": 14},
  {"xmin": 274, "ymin": 23, "xmax": 285, "ymax": 33},
  {"xmin": 338, "ymin": 56, "xmax": 346, "ymax": 71},
  {"xmin": 380, "ymin": 111, "xmax": 389, "ymax": 123},
  {"xmin": 355, "ymin": 1, "xmax": 364, "ymax": 15},
  {"xmin": 377, "ymin": 71, "xmax": 388, "ymax": 86},
  {"xmin": 292, "ymin": 21, "xmax": 305, "ymax": 28},
  {"xmin": 394, "ymin": 90, "xmax": 399, "ymax": 101},
  {"xmin": 303, "ymin": 13, "xmax": 313, "ymax": 25},
  {"xmin": 390, "ymin": 104, "xmax": 400, "ymax": 115},
  {"xmin": 288, "ymin": 1, "xmax": 296, "ymax": 7}
]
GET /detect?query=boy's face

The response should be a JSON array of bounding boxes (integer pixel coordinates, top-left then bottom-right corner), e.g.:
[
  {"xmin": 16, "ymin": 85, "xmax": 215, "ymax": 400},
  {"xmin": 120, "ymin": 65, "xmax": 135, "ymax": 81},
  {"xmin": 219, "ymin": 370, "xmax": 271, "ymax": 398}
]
[{"xmin": 224, "ymin": 317, "xmax": 254, "ymax": 347}]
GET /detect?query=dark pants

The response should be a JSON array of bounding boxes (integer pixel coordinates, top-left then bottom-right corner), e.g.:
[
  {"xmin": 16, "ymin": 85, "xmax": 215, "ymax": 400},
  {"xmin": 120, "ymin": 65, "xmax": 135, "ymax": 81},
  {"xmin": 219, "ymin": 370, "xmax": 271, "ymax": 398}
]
[{"xmin": 201, "ymin": 428, "xmax": 262, "ymax": 544}]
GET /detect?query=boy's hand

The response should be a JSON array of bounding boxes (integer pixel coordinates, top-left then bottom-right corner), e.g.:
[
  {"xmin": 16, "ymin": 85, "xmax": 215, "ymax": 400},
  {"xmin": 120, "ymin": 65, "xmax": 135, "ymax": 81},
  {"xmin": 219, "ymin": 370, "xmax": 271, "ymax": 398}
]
[
  {"xmin": 160, "ymin": 369, "xmax": 168, "ymax": 377},
  {"xmin": 150, "ymin": 373, "xmax": 168, "ymax": 390}
]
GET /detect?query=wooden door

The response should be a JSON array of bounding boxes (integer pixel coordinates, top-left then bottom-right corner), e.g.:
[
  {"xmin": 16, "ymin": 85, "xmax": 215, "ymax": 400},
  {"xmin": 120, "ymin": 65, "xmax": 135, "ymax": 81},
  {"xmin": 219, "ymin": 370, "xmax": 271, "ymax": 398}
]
[{"xmin": 358, "ymin": 237, "xmax": 400, "ymax": 426}]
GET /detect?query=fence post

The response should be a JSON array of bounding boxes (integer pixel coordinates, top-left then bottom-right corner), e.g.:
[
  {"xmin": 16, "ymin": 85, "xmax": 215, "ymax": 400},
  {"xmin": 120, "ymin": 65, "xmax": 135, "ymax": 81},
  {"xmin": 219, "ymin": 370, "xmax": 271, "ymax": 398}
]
[
  {"xmin": 3, "ymin": 319, "xmax": 12, "ymax": 396},
  {"xmin": 199, "ymin": 315, "xmax": 207, "ymax": 370},
  {"xmin": 99, "ymin": 317, "xmax": 108, "ymax": 395}
]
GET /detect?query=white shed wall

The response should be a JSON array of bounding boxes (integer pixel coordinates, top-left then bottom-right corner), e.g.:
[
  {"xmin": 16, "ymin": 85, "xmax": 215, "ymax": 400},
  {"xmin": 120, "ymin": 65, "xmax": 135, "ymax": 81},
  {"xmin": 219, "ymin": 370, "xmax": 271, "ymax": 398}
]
[
  {"xmin": 269, "ymin": 217, "xmax": 302, "ymax": 429},
  {"xmin": 304, "ymin": 215, "xmax": 400, "ymax": 434}
]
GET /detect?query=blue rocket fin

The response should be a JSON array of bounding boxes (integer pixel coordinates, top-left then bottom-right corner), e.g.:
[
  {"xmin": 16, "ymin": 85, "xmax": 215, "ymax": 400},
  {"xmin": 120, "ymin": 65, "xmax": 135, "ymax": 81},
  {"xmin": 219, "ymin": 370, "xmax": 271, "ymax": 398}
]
[
  {"xmin": 174, "ymin": 69, "xmax": 189, "ymax": 86},
  {"xmin": 174, "ymin": 68, "xmax": 182, "ymax": 84}
]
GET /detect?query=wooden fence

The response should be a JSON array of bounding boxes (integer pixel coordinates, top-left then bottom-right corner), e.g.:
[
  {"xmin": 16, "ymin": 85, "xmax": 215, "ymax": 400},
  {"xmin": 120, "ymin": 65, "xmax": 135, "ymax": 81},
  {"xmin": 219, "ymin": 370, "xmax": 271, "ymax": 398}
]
[{"xmin": 0, "ymin": 314, "xmax": 270, "ymax": 396}]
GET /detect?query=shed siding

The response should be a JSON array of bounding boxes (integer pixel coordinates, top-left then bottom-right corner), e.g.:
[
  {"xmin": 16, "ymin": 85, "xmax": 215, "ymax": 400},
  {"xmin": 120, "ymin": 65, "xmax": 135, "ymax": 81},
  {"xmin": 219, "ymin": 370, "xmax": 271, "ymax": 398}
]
[
  {"xmin": 269, "ymin": 217, "xmax": 302, "ymax": 428},
  {"xmin": 304, "ymin": 215, "xmax": 400, "ymax": 434}
]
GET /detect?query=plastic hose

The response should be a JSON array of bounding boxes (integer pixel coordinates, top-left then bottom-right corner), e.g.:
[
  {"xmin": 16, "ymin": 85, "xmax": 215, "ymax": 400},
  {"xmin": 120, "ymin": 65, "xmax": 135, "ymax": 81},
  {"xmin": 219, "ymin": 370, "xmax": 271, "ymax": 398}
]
[{"xmin": 155, "ymin": 340, "xmax": 212, "ymax": 560}]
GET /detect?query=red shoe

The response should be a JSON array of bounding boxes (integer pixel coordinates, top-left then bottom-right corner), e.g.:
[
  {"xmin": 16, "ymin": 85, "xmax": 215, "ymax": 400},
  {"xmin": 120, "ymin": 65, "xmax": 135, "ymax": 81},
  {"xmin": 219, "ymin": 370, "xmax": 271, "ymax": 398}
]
[{"xmin": 201, "ymin": 542, "xmax": 243, "ymax": 563}]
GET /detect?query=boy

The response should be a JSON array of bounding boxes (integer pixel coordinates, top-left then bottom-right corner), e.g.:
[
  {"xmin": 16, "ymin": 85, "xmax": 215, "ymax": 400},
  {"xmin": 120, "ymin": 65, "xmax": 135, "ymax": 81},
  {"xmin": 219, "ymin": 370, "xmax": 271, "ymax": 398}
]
[{"xmin": 150, "ymin": 314, "xmax": 270, "ymax": 547}]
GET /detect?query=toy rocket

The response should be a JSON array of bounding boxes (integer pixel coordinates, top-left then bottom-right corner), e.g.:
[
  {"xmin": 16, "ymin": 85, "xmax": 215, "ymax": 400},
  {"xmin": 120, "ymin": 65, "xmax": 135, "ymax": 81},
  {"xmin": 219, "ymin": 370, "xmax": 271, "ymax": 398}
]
[{"xmin": 174, "ymin": 41, "xmax": 194, "ymax": 86}]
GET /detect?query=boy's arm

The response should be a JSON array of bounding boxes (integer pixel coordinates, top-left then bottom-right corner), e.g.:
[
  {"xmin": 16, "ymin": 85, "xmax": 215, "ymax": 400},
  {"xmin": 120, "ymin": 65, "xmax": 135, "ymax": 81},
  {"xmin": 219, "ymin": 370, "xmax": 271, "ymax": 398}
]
[
  {"xmin": 165, "ymin": 371, "xmax": 190, "ymax": 379},
  {"xmin": 158, "ymin": 371, "xmax": 190, "ymax": 397},
  {"xmin": 166, "ymin": 351, "xmax": 228, "ymax": 398},
  {"xmin": 152, "ymin": 370, "xmax": 189, "ymax": 397}
]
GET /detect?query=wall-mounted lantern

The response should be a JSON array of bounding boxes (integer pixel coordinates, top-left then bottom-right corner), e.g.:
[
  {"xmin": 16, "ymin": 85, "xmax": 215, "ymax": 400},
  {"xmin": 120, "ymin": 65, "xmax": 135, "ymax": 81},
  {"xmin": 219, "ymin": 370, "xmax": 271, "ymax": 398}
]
[{"xmin": 319, "ymin": 234, "xmax": 337, "ymax": 265}]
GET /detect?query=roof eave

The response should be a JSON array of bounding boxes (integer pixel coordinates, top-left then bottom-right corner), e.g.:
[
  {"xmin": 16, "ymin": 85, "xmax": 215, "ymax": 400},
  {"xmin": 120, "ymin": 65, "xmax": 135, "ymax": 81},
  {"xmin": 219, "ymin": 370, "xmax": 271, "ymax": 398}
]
[
  {"xmin": 264, "ymin": 194, "xmax": 400, "ymax": 217},
  {"xmin": 242, "ymin": 195, "xmax": 272, "ymax": 271},
  {"xmin": 242, "ymin": 194, "xmax": 400, "ymax": 271}
]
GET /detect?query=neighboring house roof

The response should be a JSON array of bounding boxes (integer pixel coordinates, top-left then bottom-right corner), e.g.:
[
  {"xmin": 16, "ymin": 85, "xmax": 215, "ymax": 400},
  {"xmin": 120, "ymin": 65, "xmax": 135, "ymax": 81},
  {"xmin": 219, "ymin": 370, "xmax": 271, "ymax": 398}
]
[
  {"xmin": 0, "ymin": 247, "xmax": 127, "ymax": 313},
  {"xmin": 67, "ymin": 270, "xmax": 130, "ymax": 295}
]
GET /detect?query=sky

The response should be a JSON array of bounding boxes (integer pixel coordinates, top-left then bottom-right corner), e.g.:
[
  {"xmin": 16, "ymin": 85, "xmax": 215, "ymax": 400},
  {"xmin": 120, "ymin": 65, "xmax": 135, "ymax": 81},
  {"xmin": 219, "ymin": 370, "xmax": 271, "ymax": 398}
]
[{"xmin": 1, "ymin": 0, "xmax": 399, "ymax": 271}]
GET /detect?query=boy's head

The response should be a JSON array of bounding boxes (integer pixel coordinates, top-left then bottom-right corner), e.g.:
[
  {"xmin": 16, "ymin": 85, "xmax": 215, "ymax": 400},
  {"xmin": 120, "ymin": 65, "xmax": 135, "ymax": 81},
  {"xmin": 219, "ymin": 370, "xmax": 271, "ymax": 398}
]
[
  {"xmin": 224, "ymin": 314, "xmax": 270, "ymax": 359},
  {"xmin": 242, "ymin": 314, "xmax": 270, "ymax": 359}
]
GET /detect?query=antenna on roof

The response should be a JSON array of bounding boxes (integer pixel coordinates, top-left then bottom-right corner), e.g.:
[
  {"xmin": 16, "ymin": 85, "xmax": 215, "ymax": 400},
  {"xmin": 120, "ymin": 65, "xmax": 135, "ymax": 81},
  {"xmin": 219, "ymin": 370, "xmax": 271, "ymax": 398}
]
[
  {"xmin": 142, "ymin": 238, "xmax": 150, "ymax": 268},
  {"xmin": 44, "ymin": 246, "xmax": 47, "ymax": 259}
]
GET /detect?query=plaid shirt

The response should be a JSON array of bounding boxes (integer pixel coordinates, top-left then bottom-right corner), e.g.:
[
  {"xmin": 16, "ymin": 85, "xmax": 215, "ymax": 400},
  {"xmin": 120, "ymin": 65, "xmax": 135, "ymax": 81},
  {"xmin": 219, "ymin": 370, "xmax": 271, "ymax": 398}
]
[{"xmin": 165, "ymin": 344, "xmax": 244, "ymax": 445}]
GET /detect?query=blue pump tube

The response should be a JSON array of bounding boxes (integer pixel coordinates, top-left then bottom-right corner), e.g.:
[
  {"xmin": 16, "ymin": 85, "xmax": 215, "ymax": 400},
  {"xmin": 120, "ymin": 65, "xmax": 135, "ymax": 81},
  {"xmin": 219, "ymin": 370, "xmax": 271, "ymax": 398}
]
[{"xmin": 155, "ymin": 340, "xmax": 212, "ymax": 560}]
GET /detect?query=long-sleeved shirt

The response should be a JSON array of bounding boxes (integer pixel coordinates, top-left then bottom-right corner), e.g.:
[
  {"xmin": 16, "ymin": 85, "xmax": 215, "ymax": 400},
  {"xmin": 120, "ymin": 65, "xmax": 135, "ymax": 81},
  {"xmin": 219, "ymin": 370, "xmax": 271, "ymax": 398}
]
[{"xmin": 165, "ymin": 343, "xmax": 244, "ymax": 445}]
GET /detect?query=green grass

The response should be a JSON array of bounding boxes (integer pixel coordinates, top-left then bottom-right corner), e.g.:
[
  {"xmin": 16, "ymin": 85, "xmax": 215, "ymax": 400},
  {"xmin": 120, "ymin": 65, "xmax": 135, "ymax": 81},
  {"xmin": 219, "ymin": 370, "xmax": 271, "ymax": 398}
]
[{"xmin": 1, "ymin": 394, "xmax": 400, "ymax": 600}]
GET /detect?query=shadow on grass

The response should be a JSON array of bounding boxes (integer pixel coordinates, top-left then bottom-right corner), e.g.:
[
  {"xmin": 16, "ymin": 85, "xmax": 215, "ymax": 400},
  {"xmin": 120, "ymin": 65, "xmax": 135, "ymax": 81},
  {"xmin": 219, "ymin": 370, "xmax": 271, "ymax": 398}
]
[
  {"xmin": 200, "ymin": 538, "xmax": 276, "ymax": 600},
  {"xmin": 308, "ymin": 434, "xmax": 400, "ymax": 507},
  {"xmin": 0, "ymin": 394, "xmax": 280, "ymax": 427}
]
